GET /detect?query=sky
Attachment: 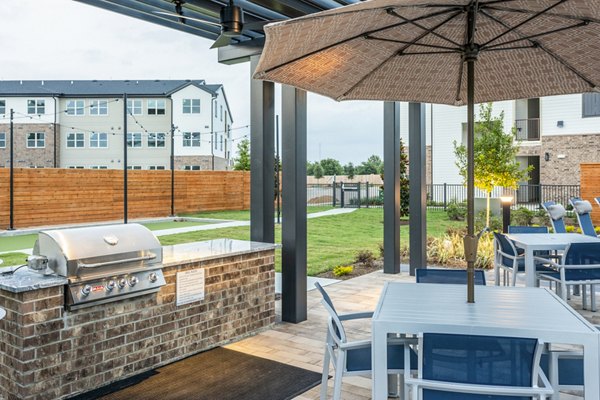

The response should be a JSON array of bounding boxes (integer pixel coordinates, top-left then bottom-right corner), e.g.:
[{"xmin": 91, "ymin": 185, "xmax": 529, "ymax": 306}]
[{"xmin": 0, "ymin": 0, "xmax": 384, "ymax": 165}]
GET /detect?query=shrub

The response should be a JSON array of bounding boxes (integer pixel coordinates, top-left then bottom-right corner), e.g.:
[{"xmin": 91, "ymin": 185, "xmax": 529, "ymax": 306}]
[
  {"xmin": 475, "ymin": 210, "xmax": 502, "ymax": 232},
  {"xmin": 333, "ymin": 265, "xmax": 354, "ymax": 277},
  {"xmin": 378, "ymin": 242, "xmax": 384, "ymax": 258},
  {"xmin": 446, "ymin": 200, "xmax": 466, "ymax": 221},
  {"xmin": 354, "ymin": 249, "xmax": 375, "ymax": 266},
  {"xmin": 511, "ymin": 207, "xmax": 535, "ymax": 226},
  {"xmin": 426, "ymin": 232, "xmax": 494, "ymax": 269}
]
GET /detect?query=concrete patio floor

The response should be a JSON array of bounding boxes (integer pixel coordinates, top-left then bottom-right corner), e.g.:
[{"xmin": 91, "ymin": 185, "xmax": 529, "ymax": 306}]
[{"xmin": 226, "ymin": 269, "xmax": 589, "ymax": 400}]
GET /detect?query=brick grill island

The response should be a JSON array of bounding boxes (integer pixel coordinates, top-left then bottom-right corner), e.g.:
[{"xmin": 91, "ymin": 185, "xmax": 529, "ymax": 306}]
[{"xmin": 0, "ymin": 238, "xmax": 276, "ymax": 400}]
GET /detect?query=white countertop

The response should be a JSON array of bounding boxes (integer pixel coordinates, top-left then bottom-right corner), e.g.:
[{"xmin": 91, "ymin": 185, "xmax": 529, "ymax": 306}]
[{"xmin": 163, "ymin": 238, "xmax": 278, "ymax": 267}]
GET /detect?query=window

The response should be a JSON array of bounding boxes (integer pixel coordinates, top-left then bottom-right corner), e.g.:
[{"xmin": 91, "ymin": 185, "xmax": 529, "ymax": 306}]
[
  {"xmin": 214, "ymin": 133, "xmax": 218, "ymax": 149},
  {"xmin": 66, "ymin": 100, "xmax": 85, "ymax": 116},
  {"xmin": 90, "ymin": 165, "xmax": 108, "ymax": 169},
  {"xmin": 127, "ymin": 133, "xmax": 142, "ymax": 148},
  {"xmin": 27, "ymin": 99, "xmax": 45, "ymax": 114},
  {"xmin": 215, "ymin": 103, "xmax": 218, "ymax": 117},
  {"xmin": 66, "ymin": 132, "xmax": 85, "ymax": 148},
  {"xmin": 90, "ymin": 100, "xmax": 108, "ymax": 116},
  {"xmin": 220, "ymin": 105, "xmax": 223, "ymax": 121},
  {"xmin": 147, "ymin": 132, "xmax": 166, "ymax": 148},
  {"xmin": 183, "ymin": 99, "xmax": 201, "ymax": 114},
  {"xmin": 90, "ymin": 132, "xmax": 108, "ymax": 148},
  {"xmin": 184, "ymin": 165, "xmax": 201, "ymax": 171},
  {"xmin": 127, "ymin": 166, "xmax": 142, "ymax": 170},
  {"xmin": 127, "ymin": 99, "xmax": 142, "ymax": 115},
  {"xmin": 220, "ymin": 135, "xmax": 223, "ymax": 151},
  {"xmin": 183, "ymin": 132, "xmax": 201, "ymax": 147},
  {"xmin": 69, "ymin": 166, "xmax": 85, "ymax": 169},
  {"xmin": 583, "ymin": 93, "xmax": 600, "ymax": 117},
  {"xmin": 149, "ymin": 165, "xmax": 166, "ymax": 170},
  {"xmin": 0, "ymin": 100, "xmax": 5, "ymax": 115},
  {"xmin": 27, "ymin": 132, "xmax": 45, "ymax": 148},
  {"xmin": 0, "ymin": 133, "xmax": 5, "ymax": 148},
  {"xmin": 147, "ymin": 99, "xmax": 166, "ymax": 115}
]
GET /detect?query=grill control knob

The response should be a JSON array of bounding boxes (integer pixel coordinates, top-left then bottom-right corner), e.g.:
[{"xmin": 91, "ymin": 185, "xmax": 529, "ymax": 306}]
[
  {"xmin": 118, "ymin": 278, "xmax": 127, "ymax": 289},
  {"xmin": 128, "ymin": 276, "xmax": 139, "ymax": 287},
  {"xmin": 81, "ymin": 285, "xmax": 92, "ymax": 297},
  {"xmin": 149, "ymin": 272, "xmax": 158, "ymax": 283},
  {"xmin": 106, "ymin": 280, "xmax": 116, "ymax": 291}
]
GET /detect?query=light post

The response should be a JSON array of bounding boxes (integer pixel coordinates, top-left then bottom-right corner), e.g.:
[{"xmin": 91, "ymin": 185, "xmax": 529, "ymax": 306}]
[{"xmin": 500, "ymin": 196, "xmax": 513, "ymax": 233}]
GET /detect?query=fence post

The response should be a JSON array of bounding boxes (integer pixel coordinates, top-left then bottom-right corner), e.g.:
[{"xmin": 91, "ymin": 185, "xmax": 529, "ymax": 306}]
[
  {"xmin": 332, "ymin": 182, "xmax": 336, "ymax": 208},
  {"xmin": 357, "ymin": 182, "xmax": 361, "ymax": 208},
  {"xmin": 365, "ymin": 181, "xmax": 369, "ymax": 208},
  {"xmin": 443, "ymin": 183, "xmax": 447, "ymax": 211},
  {"xmin": 341, "ymin": 185, "xmax": 345, "ymax": 208}
]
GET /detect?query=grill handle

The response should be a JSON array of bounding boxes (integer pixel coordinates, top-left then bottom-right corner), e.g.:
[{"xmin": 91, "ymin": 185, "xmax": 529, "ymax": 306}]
[{"xmin": 77, "ymin": 253, "xmax": 157, "ymax": 269}]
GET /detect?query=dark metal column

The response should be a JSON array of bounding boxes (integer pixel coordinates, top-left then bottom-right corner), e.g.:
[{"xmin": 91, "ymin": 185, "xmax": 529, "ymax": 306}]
[
  {"xmin": 123, "ymin": 93, "xmax": 128, "ymax": 224},
  {"xmin": 250, "ymin": 55, "xmax": 275, "ymax": 243},
  {"xmin": 409, "ymin": 103, "xmax": 427, "ymax": 275},
  {"xmin": 281, "ymin": 85, "xmax": 307, "ymax": 323},
  {"xmin": 383, "ymin": 102, "xmax": 400, "ymax": 274}
]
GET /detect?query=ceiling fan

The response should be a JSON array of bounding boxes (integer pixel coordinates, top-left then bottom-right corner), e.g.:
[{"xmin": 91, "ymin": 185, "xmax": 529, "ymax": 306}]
[{"xmin": 154, "ymin": 0, "xmax": 273, "ymax": 49}]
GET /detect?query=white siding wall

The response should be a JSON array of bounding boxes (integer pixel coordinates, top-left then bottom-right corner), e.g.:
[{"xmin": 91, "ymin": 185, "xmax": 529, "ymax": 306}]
[
  {"xmin": 541, "ymin": 94, "xmax": 600, "ymax": 136},
  {"xmin": 0, "ymin": 96, "xmax": 56, "ymax": 124},
  {"xmin": 172, "ymin": 85, "xmax": 214, "ymax": 157}
]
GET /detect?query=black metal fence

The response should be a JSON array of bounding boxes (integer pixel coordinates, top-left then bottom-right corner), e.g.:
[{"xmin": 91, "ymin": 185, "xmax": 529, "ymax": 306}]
[{"xmin": 307, "ymin": 182, "xmax": 580, "ymax": 211}]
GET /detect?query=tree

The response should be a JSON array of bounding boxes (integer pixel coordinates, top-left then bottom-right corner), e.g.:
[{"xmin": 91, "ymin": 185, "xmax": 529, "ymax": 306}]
[
  {"xmin": 233, "ymin": 138, "xmax": 250, "ymax": 171},
  {"xmin": 356, "ymin": 154, "xmax": 383, "ymax": 175},
  {"xmin": 399, "ymin": 138, "xmax": 410, "ymax": 216},
  {"xmin": 313, "ymin": 163, "xmax": 324, "ymax": 179},
  {"xmin": 306, "ymin": 161, "xmax": 315, "ymax": 176},
  {"xmin": 319, "ymin": 158, "xmax": 343, "ymax": 176},
  {"xmin": 344, "ymin": 162, "xmax": 355, "ymax": 180},
  {"xmin": 453, "ymin": 103, "xmax": 532, "ymax": 227}
]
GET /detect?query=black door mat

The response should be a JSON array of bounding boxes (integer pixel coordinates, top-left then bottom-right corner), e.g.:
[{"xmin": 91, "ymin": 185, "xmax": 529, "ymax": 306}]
[{"xmin": 69, "ymin": 347, "xmax": 323, "ymax": 400}]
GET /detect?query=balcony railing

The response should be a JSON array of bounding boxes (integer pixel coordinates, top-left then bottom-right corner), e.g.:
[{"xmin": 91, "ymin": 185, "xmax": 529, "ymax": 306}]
[{"xmin": 515, "ymin": 118, "xmax": 540, "ymax": 141}]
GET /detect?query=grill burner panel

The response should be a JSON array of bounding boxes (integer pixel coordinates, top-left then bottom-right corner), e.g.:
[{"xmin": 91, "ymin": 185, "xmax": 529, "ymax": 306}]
[{"xmin": 29, "ymin": 223, "xmax": 166, "ymax": 310}]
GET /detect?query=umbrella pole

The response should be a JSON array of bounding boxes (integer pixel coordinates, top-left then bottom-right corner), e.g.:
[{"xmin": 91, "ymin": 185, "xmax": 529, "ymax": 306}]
[{"xmin": 464, "ymin": 3, "xmax": 479, "ymax": 303}]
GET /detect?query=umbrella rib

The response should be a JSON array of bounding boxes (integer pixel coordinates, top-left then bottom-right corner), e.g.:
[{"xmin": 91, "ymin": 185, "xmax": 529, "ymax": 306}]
[
  {"xmin": 260, "ymin": 7, "xmax": 460, "ymax": 75},
  {"xmin": 480, "ymin": 9, "xmax": 598, "ymax": 89},
  {"xmin": 480, "ymin": 0, "xmax": 570, "ymax": 48},
  {"xmin": 388, "ymin": 9, "xmax": 462, "ymax": 48},
  {"xmin": 455, "ymin": 58, "xmax": 465, "ymax": 104},
  {"xmin": 482, "ymin": 5, "xmax": 600, "ymax": 24},
  {"xmin": 482, "ymin": 21, "xmax": 589, "ymax": 50},
  {"xmin": 365, "ymin": 37, "xmax": 460, "ymax": 52},
  {"xmin": 339, "ymin": 11, "xmax": 462, "ymax": 99}
]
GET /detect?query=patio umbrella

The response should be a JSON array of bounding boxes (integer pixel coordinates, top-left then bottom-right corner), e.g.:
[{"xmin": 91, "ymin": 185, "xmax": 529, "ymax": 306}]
[{"xmin": 253, "ymin": 0, "xmax": 600, "ymax": 302}]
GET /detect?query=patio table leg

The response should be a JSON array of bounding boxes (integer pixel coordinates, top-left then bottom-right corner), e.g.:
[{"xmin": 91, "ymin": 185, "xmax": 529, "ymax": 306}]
[
  {"xmin": 372, "ymin": 325, "xmax": 388, "ymax": 400},
  {"xmin": 583, "ymin": 335, "xmax": 600, "ymax": 399},
  {"xmin": 525, "ymin": 248, "xmax": 535, "ymax": 287}
]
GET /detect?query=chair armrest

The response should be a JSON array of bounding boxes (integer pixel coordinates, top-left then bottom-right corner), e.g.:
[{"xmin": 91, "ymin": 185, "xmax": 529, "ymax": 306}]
[
  {"xmin": 338, "ymin": 311, "xmax": 374, "ymax": 321},
  {"xmin": 338, "ymin": 339, "xmax": 371, "ymax": 350},
  {"xmin": 405, "ymin": 376, "xmax": 554, "ymax": 397},
  {"xmin": 534, "ymin": 256, "xmax": 561, "ymax": 269}
]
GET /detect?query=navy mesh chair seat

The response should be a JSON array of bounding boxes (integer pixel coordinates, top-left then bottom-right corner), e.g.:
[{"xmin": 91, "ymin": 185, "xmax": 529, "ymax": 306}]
[
  {"xmin": 405, "ymin": 333, "xmax": 553, "ymax": 400},
  {"xmin": 538, "ymin": 242, "xmax": 600, "ymax": 311},
  {"xmin": 314, "ymin": 282, "xmax": 417, "ymax": 400},
  {"xmin": 416, "ymin": 268, "xmax": 486, "ymax": 285},
  {"xmin": 570, "ymin": 197, "xmax": 599, "ymax": 237},
  {"xmin": 540, "ymin": 352, "xmax": 584, "ymax": 388}
]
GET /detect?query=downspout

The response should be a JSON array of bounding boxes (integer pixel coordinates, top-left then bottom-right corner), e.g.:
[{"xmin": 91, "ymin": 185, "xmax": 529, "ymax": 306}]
[
  {"xmin": 53, "ymin": 96, "xmax": 57, "ymax": 167},
  {"xmin": 211, "ymin": 94, "xmax": 217, "ymax": 170}
]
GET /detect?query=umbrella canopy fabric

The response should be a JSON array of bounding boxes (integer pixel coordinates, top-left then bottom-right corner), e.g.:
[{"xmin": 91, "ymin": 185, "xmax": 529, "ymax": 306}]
[{"xmin": 254, "ymin": 0, "xmax": 600, "ymax": 105}]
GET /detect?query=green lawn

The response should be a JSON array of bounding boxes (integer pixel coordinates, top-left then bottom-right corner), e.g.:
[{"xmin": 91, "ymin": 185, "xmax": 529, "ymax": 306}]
[
  {"xmin": 160, "ymin": 209, "xmax": 464, "ymax": 276},
  {"xmin": 0, "ymin": 234, "xmax": 37, "ymax": 252},
  {"xmin": 142, "ymin": 220, "xmax": 211, "ymax": 231},
  {"xmin": 181, "ymin": 205, "xmax": 335, "ymax": 221},
  {"xmin": 0, "ymin": 252, "xmax": 30, "ymax": 267}
]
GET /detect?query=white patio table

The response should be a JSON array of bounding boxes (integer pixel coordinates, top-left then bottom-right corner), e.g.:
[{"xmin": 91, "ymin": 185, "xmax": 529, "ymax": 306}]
[
  {"xmin": 371, "ymin": 283, "xmax": 600, "ymax": 400},
  {"xmin": 506, "ymin": 233, "xmax": 600, "ymax": 287}
]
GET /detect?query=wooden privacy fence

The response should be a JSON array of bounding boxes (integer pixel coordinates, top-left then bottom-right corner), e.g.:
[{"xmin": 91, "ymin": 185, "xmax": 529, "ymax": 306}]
[
  {"xmin": 0, "ymin": 169, "xmax": 250, "ymax": 228},
  {"xmin": 580, "ymin": 163, "xmax": 600, "ymax": 226}
]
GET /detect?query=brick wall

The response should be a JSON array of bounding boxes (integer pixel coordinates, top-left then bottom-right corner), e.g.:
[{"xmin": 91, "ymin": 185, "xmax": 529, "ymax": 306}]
[
  {"xmin": 174, "ymin": 155, "xmax": 229, "ymax": 171},
  {"xmin": 539, "ymin": 134, "xmax": 600, "ymax": 185},
  {"xmin": 0, "ymin": 250, "xmax": 275, "ymax": 400},
  {"xmin": 0, "ymin": 123, "xmax": 58, "ymax": 168}
]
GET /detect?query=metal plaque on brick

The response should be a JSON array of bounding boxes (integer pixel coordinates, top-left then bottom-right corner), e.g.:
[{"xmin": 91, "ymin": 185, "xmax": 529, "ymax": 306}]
[{"xmin": 176, "ymin": 269, "xmax": 205, "ymax": 306}]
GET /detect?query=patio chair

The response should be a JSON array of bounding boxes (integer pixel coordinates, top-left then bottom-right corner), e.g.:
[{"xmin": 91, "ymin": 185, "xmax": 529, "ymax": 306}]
[
  {"xmin": 508, "ymin": 226, "xmax": 549, "ymax": 234},
  {"xmin": 540, "ymin": 351, "xmax": 585, "ymax": 399},
  {"xmin": 405, "ymin": 333, "xmax": 553, "ymax": 400},
  {"xmin": 415, "ymin": 268, "xmax": 486, "ymax": 285},
  {"xmin": 596, "ymin": 197, "xmax": 600, "ymax": 207},
  {"xmin": 542, "ymin": 201, "xmax": 567, "ymax": 234},
  {"xmin": 314, "ymin": 282, "xmax": 417, "ymax": 400},
  {"xmin": 493, "ymin": 232, "xmax": 554, "ymax": 287},
  {"xmin": 569, "ymin": 197, "xmax": 599, "ymax": 237},
  {"xmin": 537, "ymin": 242, "xmax": 600, "ymax": 311}
]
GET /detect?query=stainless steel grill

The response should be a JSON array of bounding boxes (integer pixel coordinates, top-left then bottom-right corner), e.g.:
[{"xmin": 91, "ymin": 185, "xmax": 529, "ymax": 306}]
[{"xmin": 28, "ymin": 223, "xmax": 166, "ymax": 310}]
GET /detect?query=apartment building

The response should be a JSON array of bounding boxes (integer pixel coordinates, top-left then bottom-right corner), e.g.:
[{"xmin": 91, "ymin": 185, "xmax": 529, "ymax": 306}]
[
  {"xmin": 0, "ymin": 80, "xmax": 233, "ymax": 170},
  {"xmin": 396, "ymin": 93, "xmax": 600, "ymax": 187}
]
